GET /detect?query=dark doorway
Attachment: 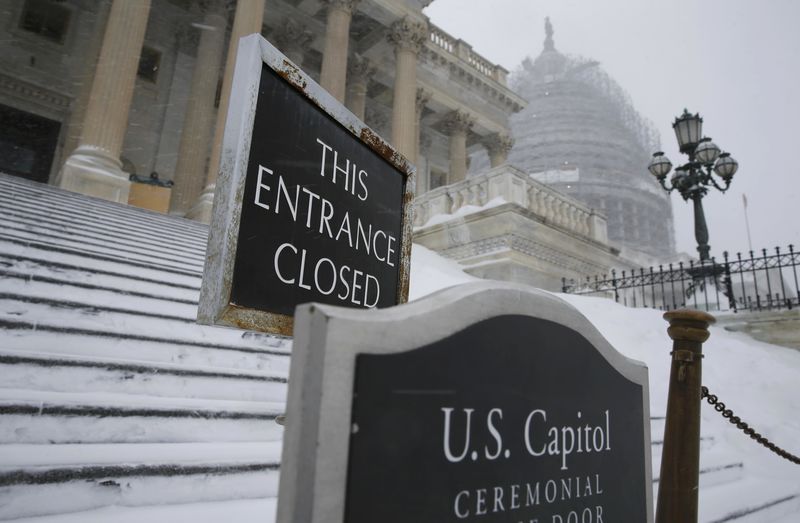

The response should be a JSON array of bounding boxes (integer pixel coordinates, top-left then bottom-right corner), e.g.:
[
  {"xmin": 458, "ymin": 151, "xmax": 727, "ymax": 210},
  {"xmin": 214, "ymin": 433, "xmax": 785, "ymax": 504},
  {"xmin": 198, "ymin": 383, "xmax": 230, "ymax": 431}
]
[{"xmin": 0, "ymin": 104, "xmax": 61, "ymax": 183}]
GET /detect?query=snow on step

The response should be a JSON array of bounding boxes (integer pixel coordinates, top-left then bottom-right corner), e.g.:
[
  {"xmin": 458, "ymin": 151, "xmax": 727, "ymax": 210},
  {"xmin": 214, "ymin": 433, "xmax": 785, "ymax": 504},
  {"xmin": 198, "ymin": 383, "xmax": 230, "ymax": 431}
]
[
  {"xmin": 0, "ymin": 241, "xmax": 202, "ymax": 290},
  {"xmin": 0, "ymin": 177, "xmax": 208, "ymax": 245},
  {"xmin": 0, "ymin": 216, "xmax": 205, "ymax": 270},
  {"xmin": 0, "ymin": 303, "xmax": 290, "ymax": 372},
  {"xmin": 0, "ymin": 351, "xmax": 288, "ymax": 402},
  {"xmin": 3, "ymin": 497, "xmax": 277, "ymax": 523},
  {"xmin": 0, "ymin": 443, "xmax": 281, "ymax": 520},
  {"xmin": 700, "ymin": 477, "xmax": 800, "ymax": 522},
  {"xmin": 0, "ymin": 389, "xmax": 284, "ymax": 444},
  {"xmin": 0, "ymin": 175, "xmax": 293, "ymax": 517}
]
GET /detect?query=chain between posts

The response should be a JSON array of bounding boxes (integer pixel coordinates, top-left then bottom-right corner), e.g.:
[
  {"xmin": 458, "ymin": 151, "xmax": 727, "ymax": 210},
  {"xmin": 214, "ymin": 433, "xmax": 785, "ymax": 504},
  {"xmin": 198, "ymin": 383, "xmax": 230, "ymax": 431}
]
[{"xmin": 701, "ymin": 385, "xmax": 800, "ymax": 465}]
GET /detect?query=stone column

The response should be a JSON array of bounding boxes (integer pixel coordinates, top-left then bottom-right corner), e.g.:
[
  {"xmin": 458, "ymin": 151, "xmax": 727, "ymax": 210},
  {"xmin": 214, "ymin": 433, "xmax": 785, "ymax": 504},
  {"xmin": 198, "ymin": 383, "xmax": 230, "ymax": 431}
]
[
  {"xmin": 59, "ymin": 0, "xmax": 112, "ymax": 171},
  {"xmin": 483, "ymin": 132, "xmax": 514, "ymax": 168},
  {"xmin": 443, "ymin": 110, "xmax": 474, "ymax": 184},
  {"xmin": 388, "ymin": 16, "xmax": 427, "ymax": 160},
  {"xmin": 58, "ymin": 0, "xmax": 152, "ymax": 203},
  {"xmin": 187, "ymin": 0, "xmax": 265, "ymax": 223},
  {"xmin": 414, "ymin": 87, "xmax": 431, "ymax": 164},
  {"xmin": 273, "ymin": 18, "xmax": 313, "ymax": 68},
  {"xmin": 169, "ymin": 7, "xmax": 227, "ymax": 215},
  {"xmin": 319, "ymin": 0, "xmax": 360, "ymax": 102},
  {"xmin": 345, "ymin": 54, "xmax": 373, "ymax": 121}
]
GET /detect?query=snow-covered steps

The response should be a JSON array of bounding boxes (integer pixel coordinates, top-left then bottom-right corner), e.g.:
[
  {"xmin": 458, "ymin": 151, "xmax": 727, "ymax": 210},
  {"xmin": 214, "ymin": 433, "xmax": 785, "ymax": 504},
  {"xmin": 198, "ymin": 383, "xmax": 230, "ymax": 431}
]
[
  {"xmin": 700, "ymin": 477, "xmax": 800, "ymax": 522},
  {"xmin": 0, "ymin": 316, "xmax": 291, "ymax": 373},
  {"xmin": 0, "ymin": 350, "xmax": 287, "ymax": 402},
  {"xmin": 4, "ymin": 497, "xmax": 278, "ymax": 523},
  {"xmin": 0, "ymin": 389, "xmax": 285, "ymax": 444},
  {"xmin": 652, "ymin": 448, "xmax": 745, "ymax": 497},
  {"xmin": 0, "ymin": 442, "xmax": 281, "ymax": 520},
  {"xmin": 0, "ymin": 174, "xmax": 292, "ymax": 517}
]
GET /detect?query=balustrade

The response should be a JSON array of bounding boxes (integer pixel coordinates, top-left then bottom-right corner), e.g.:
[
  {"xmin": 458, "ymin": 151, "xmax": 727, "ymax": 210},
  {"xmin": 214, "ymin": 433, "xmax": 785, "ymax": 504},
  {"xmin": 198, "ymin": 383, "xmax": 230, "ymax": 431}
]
[
  {"xmin": 427, "ymin": 23, "xmax": 506, "ymax": 85},
  {"xmin": 413, "ymin": 165, "xmax": 607, "ymax": 244}
]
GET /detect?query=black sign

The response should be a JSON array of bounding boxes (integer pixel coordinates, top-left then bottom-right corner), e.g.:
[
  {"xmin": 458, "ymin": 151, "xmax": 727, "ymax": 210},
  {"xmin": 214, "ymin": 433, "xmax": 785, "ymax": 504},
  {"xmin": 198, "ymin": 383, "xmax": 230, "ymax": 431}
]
[
  {"xmin": 345, "ymin": 315, "xmax": 647, "ymax": 522},
  {"xmin": 230, "ymin": 65, "xmax": 406, "ymax": 317}
]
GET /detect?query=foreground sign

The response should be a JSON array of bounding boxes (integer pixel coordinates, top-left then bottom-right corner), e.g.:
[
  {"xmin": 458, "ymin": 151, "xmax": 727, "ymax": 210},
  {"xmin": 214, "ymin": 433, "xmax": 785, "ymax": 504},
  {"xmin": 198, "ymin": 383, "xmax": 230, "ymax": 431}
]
[
  {"xmin": 279, "ymin": 282, "xmax": 653, "ymax": 523},
  {"xmin": 198, "ymin": 35, "xmax": 414, "ymax": 335}
]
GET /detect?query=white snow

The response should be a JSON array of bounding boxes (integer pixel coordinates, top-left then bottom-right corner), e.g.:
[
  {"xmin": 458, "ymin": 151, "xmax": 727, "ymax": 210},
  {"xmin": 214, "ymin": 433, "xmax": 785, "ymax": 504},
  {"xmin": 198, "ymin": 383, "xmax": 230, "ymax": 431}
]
[
  {"xmin": 416, "ymin": 196, "xmax": 508, "ymax": 229},
  {"xmin": 4, "ymin": 243, "xmax": 800, "ymax": 521}
]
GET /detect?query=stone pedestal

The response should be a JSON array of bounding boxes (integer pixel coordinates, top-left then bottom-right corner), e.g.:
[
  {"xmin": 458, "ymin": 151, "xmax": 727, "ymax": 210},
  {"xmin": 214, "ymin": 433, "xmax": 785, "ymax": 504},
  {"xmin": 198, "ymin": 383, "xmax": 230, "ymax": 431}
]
[
  {"xmin": 319, "ymin": 0, "xmax": 359, "ymax": 102},
  {"xmin": 170, "ymin": 9, "xmax": 226, "ymax": 215},
  {"xmin": 58, "ymin": 0, "xmax": 152, "ymax": 203},
  {"xmin": 388, "ymin": 16, "xmax": 427, "ymax": 161},
  {"xmin": 443, "ymin": 110, "xmax": 474, "ymax": 184},
  {"xmin": 188, "ymin": 0, "xmax": 265, "ymax": 223}
]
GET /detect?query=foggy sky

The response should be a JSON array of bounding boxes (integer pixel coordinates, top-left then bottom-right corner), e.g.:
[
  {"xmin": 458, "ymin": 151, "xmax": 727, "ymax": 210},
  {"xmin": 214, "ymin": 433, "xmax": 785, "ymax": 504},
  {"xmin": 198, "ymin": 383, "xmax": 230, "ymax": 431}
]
[{"xmin": 425, "ymin": 0, "xmax": 800, "ymax": 260}]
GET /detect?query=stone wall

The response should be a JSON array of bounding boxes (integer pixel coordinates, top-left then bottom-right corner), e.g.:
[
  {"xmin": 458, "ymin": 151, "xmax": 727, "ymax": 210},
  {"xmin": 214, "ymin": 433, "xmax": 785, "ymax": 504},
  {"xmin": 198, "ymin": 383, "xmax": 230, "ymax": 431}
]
[{"xmin": 413, "ymin": 165, "xmax": 619, "ymax": 291}]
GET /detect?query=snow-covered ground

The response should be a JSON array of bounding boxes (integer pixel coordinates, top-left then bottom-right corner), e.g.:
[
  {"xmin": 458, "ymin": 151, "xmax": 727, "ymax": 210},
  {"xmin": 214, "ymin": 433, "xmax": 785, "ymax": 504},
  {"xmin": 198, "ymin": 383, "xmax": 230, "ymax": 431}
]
[{"xmin": 5, "ymin": 244, "xmax": 800, "ymax": 521}]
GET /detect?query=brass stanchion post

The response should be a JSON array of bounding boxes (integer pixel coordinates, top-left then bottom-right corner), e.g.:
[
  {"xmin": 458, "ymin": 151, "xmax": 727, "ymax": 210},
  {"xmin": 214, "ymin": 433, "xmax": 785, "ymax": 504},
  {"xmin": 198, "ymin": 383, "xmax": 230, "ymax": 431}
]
[{"xmin": 656, "ymin": 309, "xmax": 715, "ymax": 523}]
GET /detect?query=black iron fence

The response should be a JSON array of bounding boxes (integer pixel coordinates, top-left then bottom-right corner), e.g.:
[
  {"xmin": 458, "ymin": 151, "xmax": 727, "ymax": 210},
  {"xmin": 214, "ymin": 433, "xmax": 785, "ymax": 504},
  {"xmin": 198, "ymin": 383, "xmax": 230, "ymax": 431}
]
[{"xmin": 562, "ymin": 245, "xmax": 800, "ymax": 313}]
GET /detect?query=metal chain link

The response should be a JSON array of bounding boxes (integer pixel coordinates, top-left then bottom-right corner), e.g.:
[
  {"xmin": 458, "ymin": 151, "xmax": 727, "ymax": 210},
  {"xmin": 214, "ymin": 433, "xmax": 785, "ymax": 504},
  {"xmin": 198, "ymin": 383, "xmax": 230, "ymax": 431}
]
[{"xmin": 701, "ymin": 386, "xmax": 800, "ymax": 465}]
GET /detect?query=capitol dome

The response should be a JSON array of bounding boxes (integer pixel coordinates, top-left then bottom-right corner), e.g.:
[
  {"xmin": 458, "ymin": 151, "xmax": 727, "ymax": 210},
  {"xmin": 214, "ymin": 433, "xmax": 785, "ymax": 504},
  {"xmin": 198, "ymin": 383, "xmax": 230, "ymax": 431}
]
[{"xmin": 508, "ymin": 18, "xmax": 676, "ymax": 259}]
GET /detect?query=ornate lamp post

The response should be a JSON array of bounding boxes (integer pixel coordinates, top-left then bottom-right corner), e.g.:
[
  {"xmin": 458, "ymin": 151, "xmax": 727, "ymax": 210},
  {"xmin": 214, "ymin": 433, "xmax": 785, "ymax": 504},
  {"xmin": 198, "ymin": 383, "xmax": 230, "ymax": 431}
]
[{"xmin": 648, "ymin": 109, "xmax": 739, "ymax": 261}]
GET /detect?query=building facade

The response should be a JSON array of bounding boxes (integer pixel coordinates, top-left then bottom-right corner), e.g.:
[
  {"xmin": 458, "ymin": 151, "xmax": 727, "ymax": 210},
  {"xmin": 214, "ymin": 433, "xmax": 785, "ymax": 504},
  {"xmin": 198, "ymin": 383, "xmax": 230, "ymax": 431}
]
[{"xmin": 0, "ymin": 0, "xmax": 525, "ymax": 221}]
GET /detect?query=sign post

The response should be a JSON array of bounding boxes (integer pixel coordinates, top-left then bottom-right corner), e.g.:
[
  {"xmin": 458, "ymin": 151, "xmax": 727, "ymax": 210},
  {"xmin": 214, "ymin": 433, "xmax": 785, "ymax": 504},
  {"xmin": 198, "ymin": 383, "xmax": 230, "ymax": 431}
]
[
  {"xmin": 279, "ymin": 282, "xmax": 653, "ymax": 522},
  {"xmin": 198, "ymin": 35, "xmax": 414, "ymax": 336}
]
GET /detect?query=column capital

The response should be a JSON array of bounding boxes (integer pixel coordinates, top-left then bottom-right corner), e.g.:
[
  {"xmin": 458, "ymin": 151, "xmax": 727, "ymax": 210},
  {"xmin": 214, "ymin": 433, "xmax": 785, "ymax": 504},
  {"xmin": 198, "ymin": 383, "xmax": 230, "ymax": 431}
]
[
  {"xmin": 388, "ymin": 16, "xmax": 428, "ymax": 54},
  {"xmin": 482, "ymin": 132, "xmax": 514, "ymax": 156},
  {"xmin": 442, "ymin": 109, "xmax": 475, "ymax": 135},
  {"xmin": 323, "ymin": 0, "xmax": 361, "ymax": 15},
  {"xmin": 273, "ymin": 18, "xmax": 313, "ymax": 55},
  {"xmin": 347, "ymin": 53, "xmax": 375, "ymax": 83}
]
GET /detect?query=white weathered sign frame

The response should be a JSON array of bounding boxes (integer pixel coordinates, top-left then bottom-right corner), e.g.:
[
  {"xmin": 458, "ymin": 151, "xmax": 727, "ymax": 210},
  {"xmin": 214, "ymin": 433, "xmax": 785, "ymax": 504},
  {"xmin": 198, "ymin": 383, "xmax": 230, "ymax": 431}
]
[
  {"xmin": 279, "ymin": 281, "xmax": 653, "ymax": 523},
  {"xmin": 197, "ymin": 35, "xmax": 415, "ymax": 336}
]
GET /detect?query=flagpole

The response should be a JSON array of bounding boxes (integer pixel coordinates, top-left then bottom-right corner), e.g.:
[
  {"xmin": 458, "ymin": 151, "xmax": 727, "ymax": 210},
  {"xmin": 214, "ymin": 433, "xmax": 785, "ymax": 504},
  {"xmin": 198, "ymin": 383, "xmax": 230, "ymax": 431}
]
[{"xmin": 743, "ymin": 193, "xmax": 753, "ymax": 252}]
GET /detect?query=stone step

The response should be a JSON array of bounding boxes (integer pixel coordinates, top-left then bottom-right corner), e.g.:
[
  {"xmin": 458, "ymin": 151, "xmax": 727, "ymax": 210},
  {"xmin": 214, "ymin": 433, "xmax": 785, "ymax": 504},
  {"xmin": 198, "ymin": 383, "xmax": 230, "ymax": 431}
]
[
  {"xmin": 0, "ymin": 295, "xmax": 291, "ymax": 373},
  {"xmin": 699, "ymin": 477, "xmax": 800, "ymax": 522},
  {"xmin": 0, "ymin": 389, "xmax": 284, "ymax": 444},
  {"xmin": 0, "ymin": 236, "xmax": 200, "ymax": 282},
  {"xmin": 0, "ymin": 441, "xmax": 280, "ymax": 520},
  {"xmin": 3, "ymin": 497, "xmax": 277, "ymax": 523},
  {"xmin": 0, "ymin": 241, "xmax": 201, "ymax": 289},
  {"xmin": 0, "ymin": 249, "xmax": 201, "ymax": 295},
  {"xmin": 0, "ymin": 175, "xmax": 208, "ymax": 243},
  {"xmin": 0, "ymin": 351, "xmax": 287, "ymax": 402},
  {"xmin": 649, "ymin": 415, "xmax": 716, "ymax": 444},
  {"xmin": 0, "ymin": 319, "xmax": 289, "ymax": 378},
  {"xmin": 0, "ymin": 228, "xmax": 204, "ymax": 274},
  {"xmin": 652, "ymin": 449, "xmax": 745, "ymax": 501},
  {"xmin": 0, "ymin": 205, "xmax": 205, "ymax": 266}
]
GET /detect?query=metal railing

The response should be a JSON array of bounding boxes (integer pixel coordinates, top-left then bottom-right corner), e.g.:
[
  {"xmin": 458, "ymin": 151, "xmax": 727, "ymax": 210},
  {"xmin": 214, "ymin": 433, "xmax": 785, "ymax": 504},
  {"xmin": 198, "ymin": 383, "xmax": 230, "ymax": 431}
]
[{"xmin": 562, "ymin": 245, "xmax": 800, "ymax": 313}]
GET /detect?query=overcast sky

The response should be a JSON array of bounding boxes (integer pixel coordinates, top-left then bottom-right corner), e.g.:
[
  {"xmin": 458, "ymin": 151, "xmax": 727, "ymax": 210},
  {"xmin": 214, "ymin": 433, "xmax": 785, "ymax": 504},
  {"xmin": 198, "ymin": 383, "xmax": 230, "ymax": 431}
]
[{"xmin": 425, "ymin": 0, "xmax": 800, "ymax": 260}]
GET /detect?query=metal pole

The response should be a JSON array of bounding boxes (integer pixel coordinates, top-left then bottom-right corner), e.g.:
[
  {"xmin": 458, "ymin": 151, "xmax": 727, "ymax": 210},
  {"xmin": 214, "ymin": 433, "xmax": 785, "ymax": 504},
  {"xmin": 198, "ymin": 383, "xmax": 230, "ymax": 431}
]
[
  {"xmin": 692, "ymin": 193, "xmax": 711, "ymax": 262},
  {"xmin": 655, "ymin": 309, "xmax": 715, "ymax": 523}
]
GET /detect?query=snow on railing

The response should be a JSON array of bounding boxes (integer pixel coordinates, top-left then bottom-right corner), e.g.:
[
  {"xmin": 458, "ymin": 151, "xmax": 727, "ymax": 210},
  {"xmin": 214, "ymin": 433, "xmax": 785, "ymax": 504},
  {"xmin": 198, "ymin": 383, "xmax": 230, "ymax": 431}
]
[{"xmin": 413, "ymin": 165, "xmax": 608, "ymax": 244}]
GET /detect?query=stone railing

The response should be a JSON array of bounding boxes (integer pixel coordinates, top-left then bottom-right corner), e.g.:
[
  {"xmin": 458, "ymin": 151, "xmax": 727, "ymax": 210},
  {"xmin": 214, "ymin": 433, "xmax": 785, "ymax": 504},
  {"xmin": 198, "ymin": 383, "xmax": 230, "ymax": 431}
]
[
  {"xmin": 428, "ymin": 23, "xmax": 508, "ymax": 86},
  {"xmin": 413, "ymin": 165, "xmax": 609, "ymax": 244}
]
